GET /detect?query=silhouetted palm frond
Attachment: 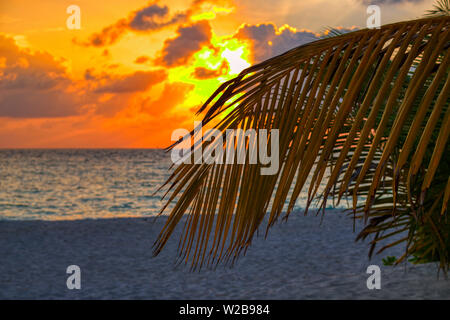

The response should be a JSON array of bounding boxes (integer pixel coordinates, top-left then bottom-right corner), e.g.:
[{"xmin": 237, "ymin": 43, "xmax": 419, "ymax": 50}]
[
  {"xmin": 154, "ymin": 16, "xmax": 450, "ymax": 271},
  {"xmin": 425, "ymin": 0, "xmax": 450, "ymax": 17}
]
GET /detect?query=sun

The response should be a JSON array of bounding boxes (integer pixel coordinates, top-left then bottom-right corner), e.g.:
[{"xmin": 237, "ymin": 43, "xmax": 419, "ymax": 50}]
[{"xmin": 220, "ymin": 43, "xmax": 251, "ymax": 75}]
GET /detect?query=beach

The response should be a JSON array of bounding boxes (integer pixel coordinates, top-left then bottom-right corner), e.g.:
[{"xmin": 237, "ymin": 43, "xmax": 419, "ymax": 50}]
[{"xmin": 1, "ymin": 210, "xmax": 449, "ymax": 299}]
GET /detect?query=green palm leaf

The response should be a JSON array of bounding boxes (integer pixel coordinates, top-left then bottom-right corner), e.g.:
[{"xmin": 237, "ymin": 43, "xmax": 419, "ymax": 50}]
[{"xmin": 154, "ymin": 16, "xmax": 450, "ymax": 271}]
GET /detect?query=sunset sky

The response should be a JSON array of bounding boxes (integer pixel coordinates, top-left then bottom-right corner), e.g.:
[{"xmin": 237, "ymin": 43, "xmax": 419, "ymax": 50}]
[{"xmin": 0, "ymin": 0, "xmax": 434, "ymax": 148}]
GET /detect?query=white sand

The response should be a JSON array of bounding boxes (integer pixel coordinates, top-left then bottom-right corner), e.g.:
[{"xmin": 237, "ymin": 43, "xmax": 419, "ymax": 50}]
[{"xmin": 1, "ymin": 210, "xmax": 449, "ymax": 299}]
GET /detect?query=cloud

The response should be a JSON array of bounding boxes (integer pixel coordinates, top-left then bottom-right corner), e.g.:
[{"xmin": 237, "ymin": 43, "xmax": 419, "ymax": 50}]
[
  {"xmin": 79, "ymin": 19, "xmax": 128, "ymax": 47},
  {"xmin": 0, "ymin": 34, "xmax": 84, "ymax": 118},
  {"xmin": 0, "ymin": 36, "xmax": 66, "ymax": 89},
  {"xmin": 94, "ymin": 70, "xmax": 167, "ymax": 93},
  {"xmin": 76, "ymin": 2, "xmax": 187, "ymax": 47},
  {"xmin": 76, "ymin": 0, "xmax": 235, "ymax": 47},
  {"xmin": 129, "ymin": 3, "xmax": 187, "ymax": 31},
  {"xmin": 233, "ymin": 23, "xmax": 318, "ymax": 62},
  {"xmin": 0, "ymin": 80, "xmax": 196, "ymax": 147},
  {"xmin": 155, "ymin": 20, "xmax": 212, "ymax": 67},
  {"xmin": 135, "ymin": 56, "xmax": 150, "ymax": 64},
  {"xmin": 0, "ymin": 34, "xmax": 168, "ymax": 119},
  {"xmin": 81, "ymin": 69, "xmax": 169, "ymax": 117},
  {"xmin": 0, "ymin": 90, "xmax": 85, "ymax": 118},
  {"xmin": 192, "ymin": 60, "xmax": 229, "ymax": 79}
]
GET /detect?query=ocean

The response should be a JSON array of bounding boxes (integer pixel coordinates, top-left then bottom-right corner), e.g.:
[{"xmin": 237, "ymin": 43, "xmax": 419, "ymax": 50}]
[
  {"xmin": 0, "ymin": 149, "xmax": 173, "ymax": 220},
  {"xmin": 0, "ymin": 149, "xmax": 346, "ymax": 221}
]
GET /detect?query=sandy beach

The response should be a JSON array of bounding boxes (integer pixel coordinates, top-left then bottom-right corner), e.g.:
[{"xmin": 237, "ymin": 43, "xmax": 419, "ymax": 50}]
[{"xmin": 1, "ymin": 209, "xmax": 449, "ymax": 299}]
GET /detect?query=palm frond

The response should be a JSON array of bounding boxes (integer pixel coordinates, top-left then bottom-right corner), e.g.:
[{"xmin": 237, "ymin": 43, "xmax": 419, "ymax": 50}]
[
  {"xmin": 154, "ymin": 16, "xmax": 450, "ymax": 271},
  {"xmin": 320, "ymin": 27, "xmax": 348, "ymax": 39},
  {"xmin": 425, "ymin": 0, "xmax": 450, "ymax": 17}
]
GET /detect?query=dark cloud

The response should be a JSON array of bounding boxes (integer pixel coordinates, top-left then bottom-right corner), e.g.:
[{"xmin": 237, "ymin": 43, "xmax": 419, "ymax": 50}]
[
  {"xmin": 76, "ymin": 0, "xmax": 234, "ymax": 47},
  {"xmin": 0, "ymin": 36, "xmax": 67, "ymax": 90},
  {"xmin": 234, "ymin": 23, "xmax": 318, "ymax": 62},
  {"xmin": 0, "ymin": 90, "xmax": 82, "ymax": 118},
  {"xmin": 76, "ymin": 2, "xmax": 187, "ymax": 47},
  {"xmin": 129, "ymin": 3, "xmax": 187, "ymax": 31},
  {"xmin": 0, "ymin": 35, "xmax": 83, "ymax": 118},
  {"xmin": 155, "ymin": 20, "xmax": 212, "ymax": 67},
  {"xmin": 94, "ymin": 70, "xmax": 167, "ymax": 93},
  {"xmin": 79, "ymin": 19, "xmax": 128, "ymax": 47},
  {"xmin": 192, "ymin": 60, "xmax": 229, "ymax": 79},
  {"xmin": 0, "ymin": 35, "xmax": 168, "ymax": 118}
]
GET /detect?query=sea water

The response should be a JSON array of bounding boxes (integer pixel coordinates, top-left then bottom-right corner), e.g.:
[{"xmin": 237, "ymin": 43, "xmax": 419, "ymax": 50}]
[{"xmin": 0, "ymin": 149, "xmax": 347, "ymax": 220}]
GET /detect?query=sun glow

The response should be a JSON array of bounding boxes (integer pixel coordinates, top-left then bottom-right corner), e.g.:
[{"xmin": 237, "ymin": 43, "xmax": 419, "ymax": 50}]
[
  {"xmin": 213, "ymin": 36, "xmax": 252, "ymax": 75},
  {"xmin": 167, "ymin": 32, "xmax": 252, "ymax": 106},
  {"xmin": 221, "ymin": 46, "xmax": 250, "ymax": 75},
  {"xmin": 189, "ymin": 31, "xmax": 252, "ymax": 77}
]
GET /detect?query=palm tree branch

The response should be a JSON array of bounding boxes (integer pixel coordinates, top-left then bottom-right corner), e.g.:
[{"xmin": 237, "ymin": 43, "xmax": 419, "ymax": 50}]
[{"xmin": 154, "ymin": 16, "xmax": 450, "ymax": 270}]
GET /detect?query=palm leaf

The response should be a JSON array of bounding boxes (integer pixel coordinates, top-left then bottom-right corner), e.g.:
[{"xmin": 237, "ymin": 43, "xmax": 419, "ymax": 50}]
[
  {"xmin": 154, "ymin": 16, "xmax": 450, "ymax": 271},
  {"xmin": 425, "ymin": 0, "xmax": 450, "ymax": 17}
]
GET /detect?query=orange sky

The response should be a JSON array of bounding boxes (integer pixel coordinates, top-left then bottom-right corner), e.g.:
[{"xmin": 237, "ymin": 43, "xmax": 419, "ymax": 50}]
[{"xmin": 0, "ymin": 0, "xmax": 433, "ymax": 147}]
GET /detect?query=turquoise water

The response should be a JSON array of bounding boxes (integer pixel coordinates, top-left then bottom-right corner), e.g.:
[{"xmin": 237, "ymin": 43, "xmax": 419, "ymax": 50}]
[{"xmin": 0, "ymin": 149, "xmax": 348, "ymax": 220}]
